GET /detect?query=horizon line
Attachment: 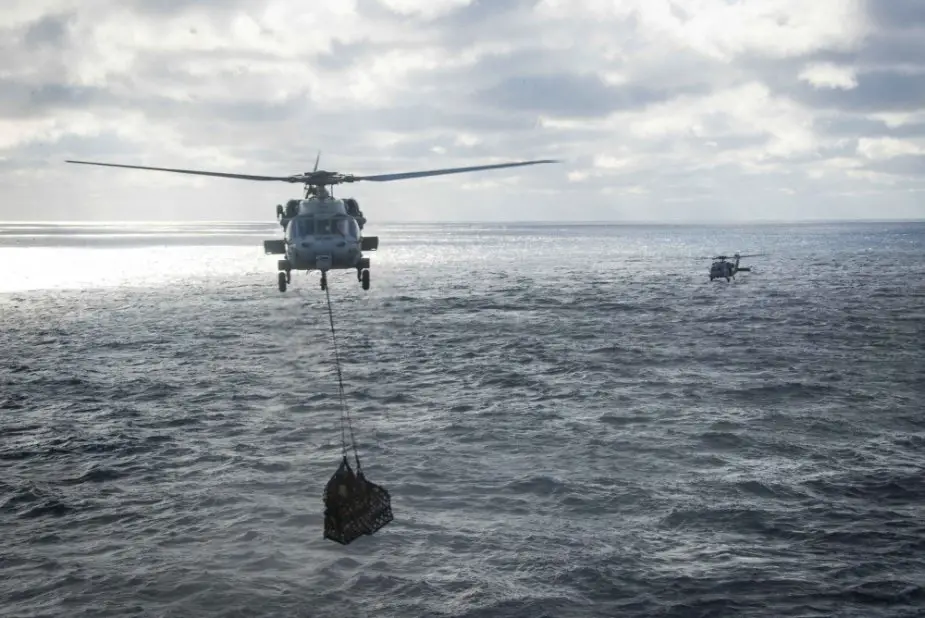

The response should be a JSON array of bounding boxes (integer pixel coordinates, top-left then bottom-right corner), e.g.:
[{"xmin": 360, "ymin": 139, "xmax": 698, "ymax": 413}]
[{"xmin": 1, "ymin": 218, "xmax": 924, "ymax": 226}]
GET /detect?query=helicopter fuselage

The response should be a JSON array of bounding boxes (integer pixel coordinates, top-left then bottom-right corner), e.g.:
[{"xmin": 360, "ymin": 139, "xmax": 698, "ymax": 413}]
[
  {"xmin": 265, "ymin": 194, "xmax": 378, "ymax": 292},
  {"xmin": 282, "ymin": 196, "xmax": 364, "ymax": 271},
  {"xmin": 710, "ymin": 260, "xmax": 736, "ymax": 280},
  {"xmin": 708, "ymin": 255, "xmax": 752, "ymax": 281}
]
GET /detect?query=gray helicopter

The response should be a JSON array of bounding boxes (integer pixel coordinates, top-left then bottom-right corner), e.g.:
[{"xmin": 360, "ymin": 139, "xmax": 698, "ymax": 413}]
[
  {"xmin": 702, "ymin": 252, "xmax": 765, "ymax": 282},
  {"xmin": 66, "ymin": 155, "xmax": 557, "ymax": 292}
]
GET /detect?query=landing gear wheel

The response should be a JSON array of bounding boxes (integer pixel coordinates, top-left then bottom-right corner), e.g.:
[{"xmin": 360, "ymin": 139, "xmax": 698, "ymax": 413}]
[
  {"xmin": 278, "ymin": 271, "xmax": 287, "ymax": 293},
  {"xmin": 321, "ymin": 272, "xmax": 328, "ymax": 291},
  {"xmin": 361, "ymin": 269, "xmax": 370, "ymax": 291},
  {"xmin": 286, "ymin": 270, "xmax": 291, "ymax": 284}
]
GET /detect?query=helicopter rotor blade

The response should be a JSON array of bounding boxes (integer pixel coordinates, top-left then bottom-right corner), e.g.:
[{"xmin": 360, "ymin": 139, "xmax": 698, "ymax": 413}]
[
  {"xmin": 65, "ymin": 157, "xmax": 559, "ymax": 186},
  {"xmin": 349, "ymin": 159, "xmax": 558, "ymax": 182},
  {"xmin": 65, "ymin": 160, "xmax": 300, "ymax": 182},
  {"xmin": 696, "ymin": 253, "xmax": 766, "ymax": 260}
]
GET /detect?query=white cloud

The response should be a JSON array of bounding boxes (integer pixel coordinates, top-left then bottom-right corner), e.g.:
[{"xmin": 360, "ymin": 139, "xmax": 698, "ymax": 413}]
[
  {"xmin": 857, "ymin": 137, "xmax": 925, "ymax": 160},
  {"xmin": 0, "ymin": 0, "xmax": 923, "ymax": 222},
  {"xmin": 537, "ymin": 0, "xmax": 869, "ymax": 61},
  {"xmin": 798, "ymin": 63, "xmax": 859, "ymax": 90},
  {"xmin": 378, "ymin": 0, "xmax": 472, "ymax": 20}
]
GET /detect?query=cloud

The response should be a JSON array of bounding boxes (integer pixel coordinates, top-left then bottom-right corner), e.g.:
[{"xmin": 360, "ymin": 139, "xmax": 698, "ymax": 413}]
[
  {"xmin": 857, "ymin": 137, "xmax": 925, "ymax": 160},
  {"xmin": 0, "ymin": 0, "xmax": 924, "ymax": 222},
  {"xmin": 798, "ymin": 63, "xmax": 858, "ymax": 90},
  {"xmin": 867, "ymin": 0, "xmax": 925, "ymax": 31},
  {"xmin": 474, "ymin": 72, "xmax": 704, "ymax": 117}
]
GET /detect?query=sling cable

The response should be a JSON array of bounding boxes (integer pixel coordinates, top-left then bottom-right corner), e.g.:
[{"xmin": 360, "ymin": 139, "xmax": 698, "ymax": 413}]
[{"xmin": 321, "ymin": 281, "xmax": 393, "ymax": 546}]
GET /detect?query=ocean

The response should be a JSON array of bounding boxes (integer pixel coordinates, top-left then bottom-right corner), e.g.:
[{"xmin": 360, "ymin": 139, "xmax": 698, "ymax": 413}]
[{"xmin": 1, "ymin": 220, "xmax": 923, "ymax": 617}]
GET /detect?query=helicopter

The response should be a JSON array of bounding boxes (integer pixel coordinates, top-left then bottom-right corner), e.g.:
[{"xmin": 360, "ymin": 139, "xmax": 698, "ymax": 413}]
[
  {"xmin": 65, "ymin": 154, "xmax": 557, "ymax": 292},
  {"xmin": 702, "ymin": 253, "xmax": 765, "ymax": 282}
]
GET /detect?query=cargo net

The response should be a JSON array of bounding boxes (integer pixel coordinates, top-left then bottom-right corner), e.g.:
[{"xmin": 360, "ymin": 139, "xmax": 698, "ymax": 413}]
[
  {"xmin": 321, "ymin": 284, "xmax": 393, "ymax": 546},
  {"xmin": 323, "ymin": 455, "xmax": 393, "ymax": 545}
]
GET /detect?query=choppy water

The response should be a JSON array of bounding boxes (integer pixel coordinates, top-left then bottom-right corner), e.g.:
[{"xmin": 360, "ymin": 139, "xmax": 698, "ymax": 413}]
[{"xmin": 2, "ymin": 220, "xmax": 924, "ymax": 617}]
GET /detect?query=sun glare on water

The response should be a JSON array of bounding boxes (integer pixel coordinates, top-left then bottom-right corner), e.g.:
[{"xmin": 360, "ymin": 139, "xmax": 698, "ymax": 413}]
[
  {"xmin": 0, "ymin": 221, "xmax": 287, "ymax": 293},
  {"xmin": 0, "ymin": 245, "xmax": 272, "ymax": 293}
]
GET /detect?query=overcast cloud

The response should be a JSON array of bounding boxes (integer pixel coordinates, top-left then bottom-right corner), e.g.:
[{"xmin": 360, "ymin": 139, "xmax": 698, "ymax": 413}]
[{"xmin": 1, "ymin": 0, "xmax": 923, "ymax": 222}]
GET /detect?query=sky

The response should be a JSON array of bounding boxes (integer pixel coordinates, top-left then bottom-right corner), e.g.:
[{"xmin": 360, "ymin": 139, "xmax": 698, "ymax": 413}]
[{"xmin": 1, "ymin": 0, "xmax": 924, "ymax": 223}]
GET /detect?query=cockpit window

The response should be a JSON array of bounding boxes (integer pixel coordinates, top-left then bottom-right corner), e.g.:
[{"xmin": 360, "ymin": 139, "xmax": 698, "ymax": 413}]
[
  {"xmin": 287, "ymin": 217, "xmax": 358, "ymax": 238},
  {"xmin": 286, "ymin": 217, "xmax": 314, "ymax": 239},
  {"xmin": 336, "ymin": 217, "xmax": 360, "ymax": 239},
  {"xmin": 316, "ymin": 219, "xmax": 336, "ymax": 235}
]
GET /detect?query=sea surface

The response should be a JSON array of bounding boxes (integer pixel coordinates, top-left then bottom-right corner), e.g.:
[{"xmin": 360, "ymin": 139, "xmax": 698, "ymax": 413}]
[{"xmin": 1, "ymin": 220, "xmax": 924, "ymax": 617}]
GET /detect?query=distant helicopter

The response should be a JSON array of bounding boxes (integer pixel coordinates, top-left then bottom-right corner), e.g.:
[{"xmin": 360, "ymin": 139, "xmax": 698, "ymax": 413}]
[
  {"xmin": 66, "ymin": 155, "xmax": 557, "ymax": 292},
  {"xmin": 701, "ymin": 253, "xmax": 765, "ymax": 282}
]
